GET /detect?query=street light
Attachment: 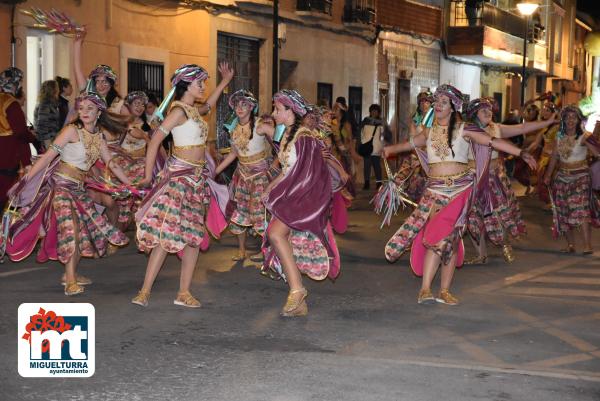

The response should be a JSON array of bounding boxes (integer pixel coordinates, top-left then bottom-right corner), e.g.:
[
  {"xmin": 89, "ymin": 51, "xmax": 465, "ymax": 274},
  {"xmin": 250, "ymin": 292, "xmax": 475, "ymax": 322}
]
[{"xmin": 517, "ymin": 1, "xmax": 539, "ymax": 107}]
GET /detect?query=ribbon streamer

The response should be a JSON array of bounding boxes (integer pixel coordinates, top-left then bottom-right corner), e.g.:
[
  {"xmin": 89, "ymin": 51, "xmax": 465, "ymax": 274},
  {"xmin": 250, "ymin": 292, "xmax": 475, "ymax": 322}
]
[{"xmin": 21, "ymin": 7, "xmax": 85, "ymax": 37}]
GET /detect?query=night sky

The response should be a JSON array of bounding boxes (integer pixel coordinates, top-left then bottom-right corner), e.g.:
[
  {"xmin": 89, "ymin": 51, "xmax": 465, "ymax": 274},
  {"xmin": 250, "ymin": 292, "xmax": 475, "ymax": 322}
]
[{"xmin": 577, "ymin": 0, "xmax": 600, "ymax": 21}]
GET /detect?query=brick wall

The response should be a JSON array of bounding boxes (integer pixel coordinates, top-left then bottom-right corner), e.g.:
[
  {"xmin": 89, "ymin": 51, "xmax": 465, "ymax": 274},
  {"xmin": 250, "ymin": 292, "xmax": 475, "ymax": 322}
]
[{"xmin": 376, "ymin": 0, "xmax": 442, "ymax": 38}]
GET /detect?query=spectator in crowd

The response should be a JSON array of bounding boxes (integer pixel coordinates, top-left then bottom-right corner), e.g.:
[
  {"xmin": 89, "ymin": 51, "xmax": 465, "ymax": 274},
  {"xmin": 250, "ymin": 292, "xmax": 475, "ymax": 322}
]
[
  {"xmin": 34, "ymin": 80, "xmax": 61, "ymax": 149},
  {"xmin": 56, "ymin": 76, "xmax": 72, "ymax": 127},
  {"xmin": 359, "ymin": 104, "xmax": 390, "ymax": 190},
  {"xmin": 465, "ymin": 0, "xmax": 483, "ymax": 27},
  {"xmin": 145, "ymin": 93, "xmax": 159, "ymax": 124},
  {"xmin": 0, "ymin": 67, "xmax": 36, "ymax": 210}
]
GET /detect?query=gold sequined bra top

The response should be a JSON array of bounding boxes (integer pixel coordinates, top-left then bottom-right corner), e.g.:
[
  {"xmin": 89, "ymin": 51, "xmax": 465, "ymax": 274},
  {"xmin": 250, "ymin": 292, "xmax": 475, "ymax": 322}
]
[
  {"xmin": 426, "ymin": 123, "xmax": 470, "ymax": 164},
  {"xmin": 60, "ymin": 125, "xmax": 103, "ymax": 172}
]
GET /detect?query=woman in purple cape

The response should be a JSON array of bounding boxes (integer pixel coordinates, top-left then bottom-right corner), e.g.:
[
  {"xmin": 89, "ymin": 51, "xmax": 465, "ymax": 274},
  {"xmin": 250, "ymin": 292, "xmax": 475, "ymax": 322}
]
[{"xmin": 260, "ymin": 90, "xmax": 341, "ymax": 317}]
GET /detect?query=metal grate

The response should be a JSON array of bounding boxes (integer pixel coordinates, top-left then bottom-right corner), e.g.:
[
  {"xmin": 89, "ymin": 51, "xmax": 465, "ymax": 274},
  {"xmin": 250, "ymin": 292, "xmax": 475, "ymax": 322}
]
[
  {"xmin": 216, "ymin": 32, "xmax": 260, "ymax": 152},
  {"xmin": 317, "ymin": 82, "xmax": 333, "ymax": 108},
  {"xmin": 297, "ymin": 0, "xmax": 333, "ymax": 15},
  {"xmin": 127, "ymin": 59, "xmax": 164, "ymax": 102},
  {"xmin": 343, "ymin": 0, "xmax": 376, "ymax": 25}
]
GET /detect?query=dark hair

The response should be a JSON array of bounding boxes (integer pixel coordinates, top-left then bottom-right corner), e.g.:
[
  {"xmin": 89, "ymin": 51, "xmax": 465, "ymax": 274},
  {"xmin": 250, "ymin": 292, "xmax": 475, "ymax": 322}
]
[
  {"xmin": 147, "ymin": 93, "xmax": 159, "ymax": 106},
  {"xmin": 562, "ymin": 110, "xmax": 584, "ymax": 139},
  {"xmin": 174, "ymin": 81, "xmax": 191, "ymax": 101},
  {"xmin": 248, "ymin": 114, "xmax": 256, "ymax": 142},
  {"xmin": 73, "ymin": 110, "xmax": 128, "ymax": 138},
  {"xmin": 55, "ymin": 76, "xmax": 71, "ymax": 93},
  {"xmin": 369, "ymin": 104, "xmax": 381, "ymax": 113},
  {"xmin": 140, "ymin": 111, "xmax": 152, "ymax": 132},
  {"xmin": 283, "ymin": 110, "xmax": 304, "ymax": 153},
  {"xmin": 447, "ymin": 104, "xmax": 460, "ymax": 157},
  {"xmin": 95, "ymin": 76, "xmax": 121, "ymax": 108},
  {"xmin": 335, "ymin": 96, "xmax": 347, "ymax": 106}
]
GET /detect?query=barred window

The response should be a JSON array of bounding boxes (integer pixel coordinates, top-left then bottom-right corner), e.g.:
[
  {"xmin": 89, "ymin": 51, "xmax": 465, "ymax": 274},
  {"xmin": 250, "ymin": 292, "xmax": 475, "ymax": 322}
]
[{"xmin": 127, "ymin": 59, "xmax": 164, "ymax": 102}]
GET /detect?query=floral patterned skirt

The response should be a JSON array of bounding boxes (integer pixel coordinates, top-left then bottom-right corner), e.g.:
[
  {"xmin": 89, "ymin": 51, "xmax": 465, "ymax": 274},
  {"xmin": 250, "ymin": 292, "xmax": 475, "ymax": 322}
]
[
  {"xmin": 385, "ymin": 177, "xmax": 474, "ymax": 276},
  {"xmin": 467, "ymin": 161, "xmax": 526, "ymax": 245},
  {"xmin": 551, "ymin": 168, "xmax": 600, "ymax": 235},
  {"xmin": 397, "ymin": 153, "xmax": 427, "ymax": 202},
  {"xmin": 113, "ymin": 154, "xmax": 146, "ymax": 224},
  {"xmin": 6, "ymin": 174, "xmax": 128, "ymax": 264},
  {"xmin": 136, "ymin": 159, "xmax": 211, "ymax": 254},
  {"xmin": 262, "ymin": 219, "xmax": 339, "ymax": 281},
  {"xmin": 229, "ymin": 162, "xmax": 269, "ymax": 237}
]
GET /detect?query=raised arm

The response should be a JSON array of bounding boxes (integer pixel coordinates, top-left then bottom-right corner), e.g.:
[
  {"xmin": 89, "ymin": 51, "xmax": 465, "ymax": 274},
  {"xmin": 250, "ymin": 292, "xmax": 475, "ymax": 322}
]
[
  {"xmin": 464, "ymin": 130, "xmax": 537, "ymax": 169},
  {"xmin": 498, "ymin": 115, "xmax": 556, "ymax": 138},
  {"xmin": 72, "ymin": 31, "xmax": 88, "ymax": 92},
  {"xmin": 198, "ymin": 62, "xmax": 234, "ymax": 115},
  {"xmin": 382, "ymin": 132, "xmax": 426, "ymax": 158}
]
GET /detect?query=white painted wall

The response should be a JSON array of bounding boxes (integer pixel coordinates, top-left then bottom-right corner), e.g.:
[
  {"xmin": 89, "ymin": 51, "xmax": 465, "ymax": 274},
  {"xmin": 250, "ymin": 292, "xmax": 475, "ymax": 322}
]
[{"xmin": 439, "ymin": 57, "xmax": 481, "ymax": 100}]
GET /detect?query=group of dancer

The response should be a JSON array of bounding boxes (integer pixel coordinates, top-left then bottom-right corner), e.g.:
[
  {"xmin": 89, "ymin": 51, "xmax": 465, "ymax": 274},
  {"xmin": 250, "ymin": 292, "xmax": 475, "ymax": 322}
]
[
  {"xmin": 1, "ymin": 31, "xmax": 599, "ymax": 314},
  {"xmin": 1, "ymin": 30, "xmax": 354, "ymax": 317},
  {"xmin": 384, "ymin": 86, "xmax": 599, "ymax": 305}
]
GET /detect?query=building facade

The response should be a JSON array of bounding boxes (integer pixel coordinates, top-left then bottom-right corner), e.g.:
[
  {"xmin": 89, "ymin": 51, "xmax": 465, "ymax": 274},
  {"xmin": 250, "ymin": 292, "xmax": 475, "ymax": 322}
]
[
  {"xmin": 0, "ymin": 0, "xmax": 376, "ymax": 142},
  {"xmin": 445, "ymin": 0, "xmax": 587, "ymax": 119},
  {"xmin": 375, "ymin": 0, "xmax": 443, "ymax": 141}
]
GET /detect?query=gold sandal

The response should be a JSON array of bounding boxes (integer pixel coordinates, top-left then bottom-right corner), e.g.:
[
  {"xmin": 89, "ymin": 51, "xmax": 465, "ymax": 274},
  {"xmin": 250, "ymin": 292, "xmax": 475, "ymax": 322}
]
[
  {"xmin": 417, "ymin": 288, "xmax": 436, "ymax": 305},
  {"xmin": 174, "ymin": 291, "xmax": 201, "ymax": 308},
  {"xmin": 64, "ymin": 281, "xmax": 84, "ymax": 296},
  {"xmin": 502, "ymin": 245, "xmax": 515, "ymax": 263},
  {"xmin": 436, "ymin": 289, "xmax": 459, "ymax": 306},
  {"xmin": 232, "ymin": 251, "xmax": 246, "ymax": 261},
  {"xmin": 281, "ymin": 288, "xmax": 308, "ymax": 317},
  {"xmin": 463, "ymin": 255, "xmax": 488, "ymax": 265},
  {"xmin": 131, "ymin": 289, "xmax": 151, "ymax": 307},
  {"xmin": 61, "ymin": 274, "xmax": 92, "ymax": 286},
  {"xmin": 560, "ymin": 244, "xmax": 575, "ymax": 253}
]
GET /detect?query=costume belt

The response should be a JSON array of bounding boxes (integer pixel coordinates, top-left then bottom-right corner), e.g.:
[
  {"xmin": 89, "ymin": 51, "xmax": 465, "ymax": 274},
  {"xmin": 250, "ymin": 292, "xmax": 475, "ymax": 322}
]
[
  {"xmin": 238, "ymin": 150, "xmax": 268, "ymax": 165},
  {"xmin": 559, "ymin": 160, "xmax": 588, "ymax": 171},
  {"xmin": 124, "ymin": 147, "xmax": 146, "ymax": 158},
  {"xmin": 55, "ymin": 161, "xmax": 86, "ymax": 183},
  {"xmin": 173, "ymin": 144, "xmax": 206, "ymax": 151},
  {"xmin": 428, "ymin": 169, "xmax": 471, "ymax": 187}
]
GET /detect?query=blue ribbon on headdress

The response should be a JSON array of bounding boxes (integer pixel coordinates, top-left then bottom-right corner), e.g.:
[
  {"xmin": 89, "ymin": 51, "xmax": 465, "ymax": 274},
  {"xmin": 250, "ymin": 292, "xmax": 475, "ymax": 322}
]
[
  {"xmin": 422, "ymin": 107, "xmax": 434, "ymax": 128},
  {"xmin": 223, "ymin": 114, "xmax": 239, "ymax": 133},
  {"xmin": 151, "ymin": 86, "xmax": 176, "ymax": 123}
]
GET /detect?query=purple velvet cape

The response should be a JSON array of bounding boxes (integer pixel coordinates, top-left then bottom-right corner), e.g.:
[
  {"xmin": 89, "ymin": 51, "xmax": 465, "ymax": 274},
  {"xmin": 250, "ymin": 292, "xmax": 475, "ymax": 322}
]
[{"xmin": 263, "ymin": 133, "xmax": 333, "ymax": 253}]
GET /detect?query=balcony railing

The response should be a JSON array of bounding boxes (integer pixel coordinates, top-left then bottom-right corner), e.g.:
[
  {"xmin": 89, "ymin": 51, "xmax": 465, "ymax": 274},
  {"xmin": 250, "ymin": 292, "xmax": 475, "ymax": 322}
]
[
  {"xmin": 296, "ymin": 0, "xmax": 332, "ymax": 15},
  {"xmin": 343, "ymin": 0, "xmax": 376, "ymax": 25},
  {"xmin": 450, "ymin": 1, "xmax": 527, "ymax": 39}
]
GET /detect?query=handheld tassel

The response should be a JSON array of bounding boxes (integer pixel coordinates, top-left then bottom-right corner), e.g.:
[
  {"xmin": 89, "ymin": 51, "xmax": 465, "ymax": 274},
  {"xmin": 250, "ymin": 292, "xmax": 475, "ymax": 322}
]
[{"xmin": 370, "ymin": 158, "xmax": 418, "ymax": 229}]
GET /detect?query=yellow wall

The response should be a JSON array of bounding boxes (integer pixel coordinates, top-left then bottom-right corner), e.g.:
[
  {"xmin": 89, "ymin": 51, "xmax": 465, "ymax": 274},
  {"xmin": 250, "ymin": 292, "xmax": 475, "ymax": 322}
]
[
  {"xmin": 12, "ymin": 0, "xmax": 212, "ymax": 96},
  {"xmin": 0, "ymin": 4, "xmax": 12, "ymax": 69}
]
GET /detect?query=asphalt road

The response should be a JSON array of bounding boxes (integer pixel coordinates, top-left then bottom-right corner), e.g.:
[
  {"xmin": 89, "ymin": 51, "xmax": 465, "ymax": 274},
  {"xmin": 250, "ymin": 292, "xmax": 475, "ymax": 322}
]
[{"xmin": 1, "ymin": 191, "xmax": 599, "ymax": 401}]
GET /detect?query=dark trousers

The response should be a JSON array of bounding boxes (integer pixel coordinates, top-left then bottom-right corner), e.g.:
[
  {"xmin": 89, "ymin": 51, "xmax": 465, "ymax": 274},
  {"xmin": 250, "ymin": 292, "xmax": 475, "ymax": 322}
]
[
  {"xmin": 363, "ymin": 155, "xmax": 382, "ymax": 188},
  {"xmin": 465, "ymin": 6, "xmax": 479, "ymax": 27}
]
